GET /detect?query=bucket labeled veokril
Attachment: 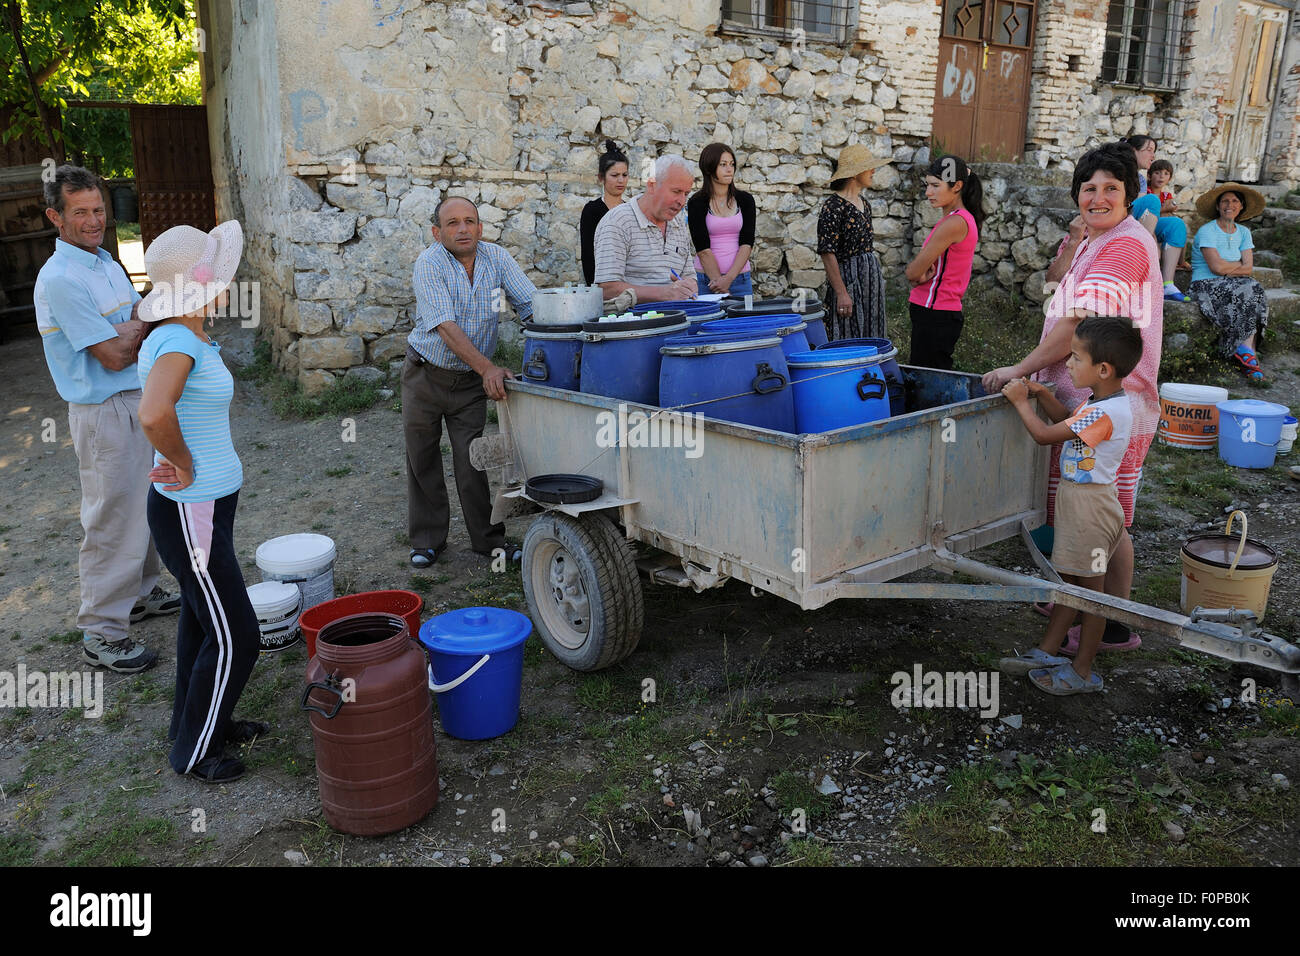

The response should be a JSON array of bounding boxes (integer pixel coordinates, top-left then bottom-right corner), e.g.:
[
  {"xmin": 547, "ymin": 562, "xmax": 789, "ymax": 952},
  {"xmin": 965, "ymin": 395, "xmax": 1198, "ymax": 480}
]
[
  {"xmin": 419, "ymin": 607, "xmax": 532, "ymax": 740},
  {"xmin": 246, "ymin": 580, "xmax": 302, "ymax": 653},
  {"xmin": 1215, "ymin": 399, "xmax": 1288, "ymax": 469},
  {"xmin": 256, "ymin": 533, "xmax": 336, "ymax": 609},
  {"xmin": 299, "ymin": 589, "xmax": 424, "ymax": 660},
  {"xmin": 1157, "ymin": 382, "xmax": 1228, "ymax": 449},
  {"xmin": 1181, "ymin": 511, "xmax": 1279, "ymax": 622}
]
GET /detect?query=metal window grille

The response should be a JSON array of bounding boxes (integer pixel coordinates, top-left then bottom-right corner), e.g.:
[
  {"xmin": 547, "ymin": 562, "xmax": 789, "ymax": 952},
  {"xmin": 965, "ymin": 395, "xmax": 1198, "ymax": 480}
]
[
  {"xmin": 720, "ymin": 0, "xmax": 856, "ymax": 43},
  {"xmin": 1101, "ymin": 0, "xmax": 1190, "ymax": 91}
]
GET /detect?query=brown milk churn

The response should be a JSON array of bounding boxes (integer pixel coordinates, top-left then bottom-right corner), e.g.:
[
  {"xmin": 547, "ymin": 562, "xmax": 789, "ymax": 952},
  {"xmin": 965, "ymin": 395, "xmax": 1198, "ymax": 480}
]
[{"xmin": 301, "ymin": 612, "xmax": 438, "ymax": 835}]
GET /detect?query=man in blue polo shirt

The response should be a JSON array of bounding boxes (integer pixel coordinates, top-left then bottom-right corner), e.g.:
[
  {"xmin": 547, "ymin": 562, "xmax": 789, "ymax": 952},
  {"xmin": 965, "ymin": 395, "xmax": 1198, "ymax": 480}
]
[{"xmin": 35, "ymin": 165, "xmax": 178, "ymax": 673}]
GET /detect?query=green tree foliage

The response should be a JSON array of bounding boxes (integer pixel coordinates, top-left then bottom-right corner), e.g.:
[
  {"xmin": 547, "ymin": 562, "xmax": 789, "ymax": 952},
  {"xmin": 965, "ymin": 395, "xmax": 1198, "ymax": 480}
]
[{"xmin": 3, "ymin": 0, "xmax": 198, "ymax": 174}]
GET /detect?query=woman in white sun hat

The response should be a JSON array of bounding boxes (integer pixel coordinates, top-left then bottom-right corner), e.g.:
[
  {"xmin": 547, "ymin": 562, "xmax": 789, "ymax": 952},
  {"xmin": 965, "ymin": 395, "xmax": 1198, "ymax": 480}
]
[{"xmin": 136, "ymin": 220, "xmax": 266, "ymax": 784}]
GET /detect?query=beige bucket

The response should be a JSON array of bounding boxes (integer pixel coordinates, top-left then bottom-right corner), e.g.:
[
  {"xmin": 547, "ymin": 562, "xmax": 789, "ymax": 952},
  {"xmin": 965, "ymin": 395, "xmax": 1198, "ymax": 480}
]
[{"xmin": 1180, "ymin": 511, "xmax": 1279, "ymax": 621}]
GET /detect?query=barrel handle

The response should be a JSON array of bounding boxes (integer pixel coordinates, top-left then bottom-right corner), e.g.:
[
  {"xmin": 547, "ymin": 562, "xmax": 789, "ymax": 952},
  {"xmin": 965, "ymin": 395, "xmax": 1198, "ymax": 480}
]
[
  {"xmin": 751, "ymin": 362, "xmax": 787, "ymax": 395},
  {"xmin": 856, "ymin": 373, "xmax": 887, "ymax": 402},
  {"xmin": 572, "ymin": 348, "xmax": 582, "ymax": 380},
  {"xmin": 1230, "ymin": 413, "xmax": 1280, "ymax": 447},
  {"xmin": 583, "ymin": 331, "xmax": 605, "ymax": 343},
  {"xmin": 1223, "ymin": 510, "xmax": 1249, "ymax": 577},
  {"xmin": 300, "ymin": 679, "xmax": 345, "ymax": 719},
  {"xmin": 428, "ymin": 654, "xmax": 491, "ymax": 693},
  {"xmin": 523, "ymin": 347, "xmax": 549, "ymax": 382}
]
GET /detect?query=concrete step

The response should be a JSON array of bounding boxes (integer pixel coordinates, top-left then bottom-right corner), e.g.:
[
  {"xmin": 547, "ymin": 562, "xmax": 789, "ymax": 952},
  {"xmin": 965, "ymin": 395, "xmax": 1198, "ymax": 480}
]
[{"xmin": 1255, "ymin": 249, "xmax": 1283, "ymax": 268}]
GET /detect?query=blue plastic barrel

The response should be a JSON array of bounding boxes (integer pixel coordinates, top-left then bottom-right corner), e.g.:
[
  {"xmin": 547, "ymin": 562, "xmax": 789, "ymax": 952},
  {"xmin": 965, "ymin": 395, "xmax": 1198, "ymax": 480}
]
[
  {"xmin": 659, "ymin": 330, "xmax": 796, "ymax": 432},
  {"xmin": 632, "ymin": 300, "xmax": 724, "ymax": 329},
  {"xmin": 579, "ymin": 312, "xmax": 689, "ymax": 405},
  {"xmin": 419, "ymin": 607, "xmax": 532, "ymax": 740},
  {"xmin": 1216, "ymin": 399, "xmax": 1288, "ymax": 469},
  {"xmin": 698, "ymin": 314, "xmax": 810, "ymax": 357},
  {"xmin": 724, "ymin": 294, "xmax": 828, "ymax": 347},
  {"xmin": 787, "ymin": 347, "xmax": 891, "ymax": 433},
  {"xmin": 521, "ymin": 321, "xmax": 583, "ymax": 390},
  {"xmin": 818, "ymin": 337, "xmax": 905, "ymax": 416}
]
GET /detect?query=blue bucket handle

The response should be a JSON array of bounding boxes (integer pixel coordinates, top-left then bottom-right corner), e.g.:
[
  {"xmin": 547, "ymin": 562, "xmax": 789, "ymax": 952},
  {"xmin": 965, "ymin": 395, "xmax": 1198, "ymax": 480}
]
[
  {"xmin": 1226, "ymin": 412, "xmax": 1280, "ymax": 447},
  {"xmin": 856, "ymin": 373, "xmax": 887, "ymax": 402},
  {"xmin": 428, "ymin": 653, "xmax": 491, "ymax": 693},
  {"xmin": 751, "ymin": 361, "xmax": 788, "ymax": 395},
  {"xmin": 523, "ymin": 347, "xmax": 549, "ymax": 382}
]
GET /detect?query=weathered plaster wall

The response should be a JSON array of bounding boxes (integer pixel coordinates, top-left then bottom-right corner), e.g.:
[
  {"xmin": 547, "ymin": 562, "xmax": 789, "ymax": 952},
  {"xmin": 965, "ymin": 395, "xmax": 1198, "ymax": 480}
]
[{"xmin": 1267, "ymin": 7, "xmax": 1300, "ymax": 183}]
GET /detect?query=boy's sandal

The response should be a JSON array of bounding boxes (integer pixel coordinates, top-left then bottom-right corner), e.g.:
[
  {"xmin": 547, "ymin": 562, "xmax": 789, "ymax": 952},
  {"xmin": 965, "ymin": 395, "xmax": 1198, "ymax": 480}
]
[
  {"xmin": 999, "ymin": 648, "xmax": 1071, "ymax": 677},
  {"xmin": 1059, "ymin": 626, "xmax": 1143, "ymax": 657},
  {"xmin": 1029, "ymin": 662, "xmax": 1104, "ymax": 696}
]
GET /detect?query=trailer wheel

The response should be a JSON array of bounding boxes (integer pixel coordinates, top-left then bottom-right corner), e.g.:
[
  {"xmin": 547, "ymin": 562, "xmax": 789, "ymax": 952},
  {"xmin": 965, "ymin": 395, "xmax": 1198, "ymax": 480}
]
[{"xmin": 522, "ymin": 512, "xmax": 643, "ymax": 671}]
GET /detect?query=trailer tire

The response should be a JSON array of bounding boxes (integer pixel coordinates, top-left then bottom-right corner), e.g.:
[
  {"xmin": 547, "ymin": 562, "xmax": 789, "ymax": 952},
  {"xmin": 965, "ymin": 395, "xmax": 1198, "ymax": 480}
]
[{"xmin": 522, "ymin": 512, "xmax": 642, "ymax": 671}]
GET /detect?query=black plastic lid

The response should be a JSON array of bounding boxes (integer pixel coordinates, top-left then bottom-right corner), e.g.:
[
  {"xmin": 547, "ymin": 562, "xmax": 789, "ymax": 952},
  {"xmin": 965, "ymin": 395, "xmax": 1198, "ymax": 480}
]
[
  {"xmin": 524, "ymin": 320, "xmax": 585, "ymax": 333},
  {"xmin": 581, "ymin": 310, "xmax": 687, "ymax": 333},
  {"xmin": 724, "ymin": 294, "xmax": 822, "ymax": 316},
  {"xmin": 525, "ymin": 474, "xmax": 604, "ymax": 504}
]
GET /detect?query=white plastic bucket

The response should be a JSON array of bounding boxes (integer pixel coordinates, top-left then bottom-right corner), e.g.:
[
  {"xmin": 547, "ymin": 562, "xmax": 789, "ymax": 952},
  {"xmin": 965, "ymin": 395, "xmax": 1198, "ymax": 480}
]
[
  {"xmin": 1278, "ymin": 416, "xmax": 1297, "ymax": 454},
  {"xmin": 246, "ymin": 580, "xmax": 302, "ymax": 652},
  {"xmin": 1158, "ymin": 383, "xmax": 1229, "ymax": 449},
  {"xmin": 256, "ymin": 533, "xmax": 336, "ymax": 611}
]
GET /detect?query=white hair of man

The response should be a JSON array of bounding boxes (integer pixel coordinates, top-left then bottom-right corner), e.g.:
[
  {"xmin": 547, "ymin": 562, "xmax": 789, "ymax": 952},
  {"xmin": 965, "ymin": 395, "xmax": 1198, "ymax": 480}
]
[{"xmin": 650, "ymin": 154, "xmax": 693, "ymax": 183}]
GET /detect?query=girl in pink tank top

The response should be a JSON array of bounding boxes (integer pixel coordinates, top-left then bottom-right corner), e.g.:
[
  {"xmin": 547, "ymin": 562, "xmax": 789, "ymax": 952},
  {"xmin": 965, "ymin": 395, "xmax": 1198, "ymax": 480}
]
[{"xmin": 904, "ymin": 155, "xmax": 984, "ymax": 370}]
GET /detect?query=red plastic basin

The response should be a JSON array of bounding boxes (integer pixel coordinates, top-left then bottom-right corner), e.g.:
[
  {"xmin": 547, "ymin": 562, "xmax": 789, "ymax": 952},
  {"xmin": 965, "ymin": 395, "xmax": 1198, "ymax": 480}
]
[{"xmin": 300, "ymin": 590, "xmax": 424, "ymax": 660}]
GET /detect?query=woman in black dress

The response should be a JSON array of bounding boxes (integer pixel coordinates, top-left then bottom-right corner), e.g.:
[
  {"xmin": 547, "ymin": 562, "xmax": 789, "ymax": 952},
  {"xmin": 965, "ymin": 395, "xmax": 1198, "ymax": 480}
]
[
  {"xmin": 579, "ymin": 140, "xmax": 629, "ymax": 285},
  {"xmin": 817, "ymin": 144, "xmax": 891, "ymax": 340}
]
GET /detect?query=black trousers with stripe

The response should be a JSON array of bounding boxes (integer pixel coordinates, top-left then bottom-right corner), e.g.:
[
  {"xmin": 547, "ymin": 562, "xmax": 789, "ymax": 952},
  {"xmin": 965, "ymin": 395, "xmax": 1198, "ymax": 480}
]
[{"xmin": 146, "ymin": 487, "xmax": 259, "ymax": 773}]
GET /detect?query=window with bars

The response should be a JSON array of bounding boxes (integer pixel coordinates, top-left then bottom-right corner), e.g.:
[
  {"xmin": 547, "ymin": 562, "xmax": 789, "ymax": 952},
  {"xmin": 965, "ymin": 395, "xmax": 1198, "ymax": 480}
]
[
  {"xmin": 1101, "ymin": 0, "xmax": 1189, "ymax": 90},
  {"xmin": 719, "ymin": 0, "xmax": 856, "ymax": 44}
]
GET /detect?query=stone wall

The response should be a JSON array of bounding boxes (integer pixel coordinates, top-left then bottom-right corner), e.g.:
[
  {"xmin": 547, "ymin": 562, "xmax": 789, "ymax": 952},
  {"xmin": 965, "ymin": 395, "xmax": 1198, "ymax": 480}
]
[
  {"xmin": 1267, "ymin": 8, "xmax": 1300, "ymax": 184},
  {"xmin": 201, "ymin": 0, "xmax": 1300, "ymax": 390}
]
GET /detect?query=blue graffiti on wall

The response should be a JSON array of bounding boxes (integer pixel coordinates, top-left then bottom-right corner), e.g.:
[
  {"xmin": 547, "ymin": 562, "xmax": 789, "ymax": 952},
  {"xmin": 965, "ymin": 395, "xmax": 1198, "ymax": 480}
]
[{"xmin": 289, "ymin": 89, "xmax": 328, "ymax": 149}]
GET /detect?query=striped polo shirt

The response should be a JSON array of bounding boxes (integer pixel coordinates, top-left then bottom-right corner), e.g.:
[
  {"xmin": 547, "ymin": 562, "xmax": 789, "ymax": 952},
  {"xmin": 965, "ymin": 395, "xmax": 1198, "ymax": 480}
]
[
  {"xmin": 592, "ymin": 196, "xmax": 693, "ymax": 288},
  {"xmin": 137, "ymin": 324, "xmax": 243, "ymax": 502},
  {"xmin": 35, "ymin": 239, "xmax": 142, "ymax": 404}
]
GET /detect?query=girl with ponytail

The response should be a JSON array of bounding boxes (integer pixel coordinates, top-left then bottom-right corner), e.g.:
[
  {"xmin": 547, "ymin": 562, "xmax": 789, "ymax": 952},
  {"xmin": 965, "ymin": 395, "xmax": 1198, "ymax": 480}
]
[
  {"xmin": 579, "ymin": 140, "xmax": 629, "ymax": 285},
  {"xmin": 903, "ymin": 155, "xmax": 984, "ymax": 369}
]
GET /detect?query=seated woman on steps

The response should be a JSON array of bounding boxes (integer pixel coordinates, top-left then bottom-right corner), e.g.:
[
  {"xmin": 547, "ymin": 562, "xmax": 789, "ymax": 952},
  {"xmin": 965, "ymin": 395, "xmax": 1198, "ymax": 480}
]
[{"xmin": 1187, "ymin": 182, "xmax": 1270, "ymax": 383}]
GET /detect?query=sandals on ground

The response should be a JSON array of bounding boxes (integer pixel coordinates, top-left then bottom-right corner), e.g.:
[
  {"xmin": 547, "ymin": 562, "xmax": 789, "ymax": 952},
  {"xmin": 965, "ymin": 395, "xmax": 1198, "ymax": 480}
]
[
  {"xmin": 1233, "ymin": 345, "xmax": 1264, "ymax": 382},
  {"xmin": 410, "ymin": 548, "xmax": 439, "ymax": 568},
  {"xmin": 1029, "ymin": 662, "xmax": 1104, "ymax": 696}
]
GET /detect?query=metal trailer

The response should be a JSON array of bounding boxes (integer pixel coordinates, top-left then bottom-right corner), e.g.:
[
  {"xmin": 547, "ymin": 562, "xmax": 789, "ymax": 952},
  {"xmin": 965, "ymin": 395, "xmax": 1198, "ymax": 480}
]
[{"xmin": 477, "ymin": 367, "xmax": 1298, "ymax": 678}]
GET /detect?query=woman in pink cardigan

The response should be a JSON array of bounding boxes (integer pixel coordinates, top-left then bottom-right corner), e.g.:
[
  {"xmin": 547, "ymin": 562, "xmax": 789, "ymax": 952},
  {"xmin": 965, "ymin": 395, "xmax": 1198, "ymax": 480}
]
[{"xmin": 984, "ymin": 142, "xmax": 1163, "ymax": 656}]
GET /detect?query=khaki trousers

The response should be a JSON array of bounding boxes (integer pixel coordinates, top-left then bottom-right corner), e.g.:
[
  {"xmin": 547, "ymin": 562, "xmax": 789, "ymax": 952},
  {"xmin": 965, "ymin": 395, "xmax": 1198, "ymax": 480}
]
[
  {"xmin": 67, "ymin": 388, "xmax": 160, "ymax": 643},
  {"xmin": 402, "ymin": 350, "xmax": 505, "ymax": 554}
]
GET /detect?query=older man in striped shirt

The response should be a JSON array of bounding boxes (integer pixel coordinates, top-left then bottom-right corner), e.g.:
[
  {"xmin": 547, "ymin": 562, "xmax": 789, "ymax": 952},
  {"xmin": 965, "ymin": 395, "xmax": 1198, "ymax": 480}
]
[
  {"xmin": 593, "ymin": 154, "xmax": 698, "ymax": 303},
  {"xmin": 404, "ymin": 196, "xmax": 536, "ymax": 567}
]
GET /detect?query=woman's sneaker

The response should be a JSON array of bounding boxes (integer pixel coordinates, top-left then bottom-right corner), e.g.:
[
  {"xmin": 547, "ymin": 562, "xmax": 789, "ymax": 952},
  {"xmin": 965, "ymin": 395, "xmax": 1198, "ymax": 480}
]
[
  {"xmin": 130, "ymin": 585, "xmax": 181, "ymax": 623},
  {"xmin": 82, "ymin": 635, "xmax": 159, "ymax": 673}
]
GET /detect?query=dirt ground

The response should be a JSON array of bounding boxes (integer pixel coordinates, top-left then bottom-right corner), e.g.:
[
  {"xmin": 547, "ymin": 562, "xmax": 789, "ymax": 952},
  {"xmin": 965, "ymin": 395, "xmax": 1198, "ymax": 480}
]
[{"xmin": 2, "ymin": 316, "xmax": 1298, "ymax": 868}]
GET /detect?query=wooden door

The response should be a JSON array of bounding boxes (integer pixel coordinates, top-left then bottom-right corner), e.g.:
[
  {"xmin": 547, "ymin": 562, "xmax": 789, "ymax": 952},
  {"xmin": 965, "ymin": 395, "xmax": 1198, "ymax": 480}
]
[
  {"xmin": 1220, "ymin": 0, "xmax": 1289, "ymax": 182},
  {"xmin": 129, "ymin": 105, "xmax": 215, "ymax": 249},
  {"xmin": 932, "ymin": 0, "xmax": 1035, "ymax": 162}
]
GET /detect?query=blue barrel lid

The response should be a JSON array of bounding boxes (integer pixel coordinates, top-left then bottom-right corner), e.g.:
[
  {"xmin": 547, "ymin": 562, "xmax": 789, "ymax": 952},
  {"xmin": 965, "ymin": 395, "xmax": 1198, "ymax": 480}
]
[
  {"xmin": 819, "ymin": 337, "xmax": 894, "ymax": 351},
  {"xmin": 419, "ymin": 606, "xmax": 532, "ymax": 655},
  {"xmin": 787, "ymin": 346, "xmax": 879, "ymax": 366},
  {"xmin": 662, "ymin": 329, "xmax": 784, "ymax": 351},
  {"xmin": 632, "ymin": 300, "xmax": 721, "ymax": 316},
  {"xmin": 700, "ymin": 315, "xmax": 806, "ymax": 333},
  {"xmin": 1216, "ymin": 399, "xmax": 1290, "ymax": 417}
]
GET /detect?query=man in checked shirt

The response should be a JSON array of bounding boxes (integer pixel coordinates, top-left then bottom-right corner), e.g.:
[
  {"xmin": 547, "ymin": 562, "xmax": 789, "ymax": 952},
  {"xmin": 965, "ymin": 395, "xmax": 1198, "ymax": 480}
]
[{"xmin": 403, "ymin": 196, "xmax": 536, "ymax": 568}]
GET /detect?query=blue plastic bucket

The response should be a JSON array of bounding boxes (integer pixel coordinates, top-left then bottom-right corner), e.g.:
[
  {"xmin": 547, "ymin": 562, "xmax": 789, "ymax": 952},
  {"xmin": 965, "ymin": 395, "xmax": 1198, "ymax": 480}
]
[
  {"xmin": 1216, "ymin": 399, "xmax": 1289, "ymax": 469},
  {"xmin": 787, "ymin": 347, "xmax": 892, "ymax": 433},
  {"xmin": 419, "ymin": 607, "xmax": 532, "ymax": 740},
  {"xmin": 580, "ymin": 313, "xmax": 689, "ymax": 405},
  {"xmin": 521, "ymin": 321, "xmax": 583, "ymax": 390},
  {"xmin": 698, "ymin": 315, "xmax": 810, "ymax": 357},
  {"xmin": 659, "ymin": 330, "xmax": 796, "ymax": 432},
  {"xmin": 818, "ymin": 337, "xmax": 905, "ymax": 416}
]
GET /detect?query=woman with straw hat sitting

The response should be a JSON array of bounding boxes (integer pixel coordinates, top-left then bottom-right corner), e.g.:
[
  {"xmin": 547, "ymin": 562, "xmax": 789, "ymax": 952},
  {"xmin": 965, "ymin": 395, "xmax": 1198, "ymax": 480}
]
[
  {"xmin": 1188, "ymin": 182, "xmax": 1270, "ymax": 382},
  {"xmin": 136, "ymin": 221, "xmax": 266, "ymax": 784}
]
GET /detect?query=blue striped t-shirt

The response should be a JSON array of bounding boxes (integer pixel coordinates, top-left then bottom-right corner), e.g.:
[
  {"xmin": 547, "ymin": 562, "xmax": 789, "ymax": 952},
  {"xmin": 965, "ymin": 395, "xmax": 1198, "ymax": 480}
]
[{"xmin": 137, "ymin": 324, "xmax": 243, "ymax": 502}]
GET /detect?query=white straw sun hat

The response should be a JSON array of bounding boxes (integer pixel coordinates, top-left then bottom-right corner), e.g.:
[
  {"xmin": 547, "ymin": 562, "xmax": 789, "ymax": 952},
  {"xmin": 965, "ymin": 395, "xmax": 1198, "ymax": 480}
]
[{"xmin": 138, "ymin": 221, "xmax": 244, "ymax": 322}]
